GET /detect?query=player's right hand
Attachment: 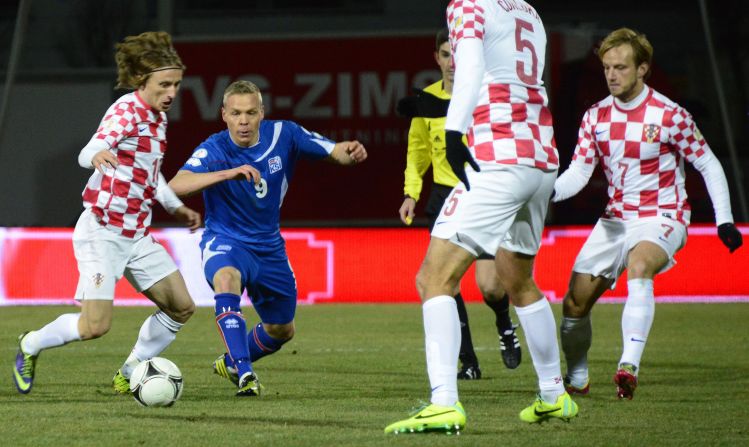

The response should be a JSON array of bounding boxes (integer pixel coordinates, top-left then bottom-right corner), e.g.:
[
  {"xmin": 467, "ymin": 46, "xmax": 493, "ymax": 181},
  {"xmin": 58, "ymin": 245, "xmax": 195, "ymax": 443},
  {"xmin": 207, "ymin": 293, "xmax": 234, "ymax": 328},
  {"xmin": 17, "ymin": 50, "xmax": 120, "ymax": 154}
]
[
  {"xmin": 92, "ymin": 150, "xmax": 118, "ymax": 174},
  {"xmin": 227, "ymin": 164, "xmax": 262, "ymax": 186},
  {"xmin": 445, "ymin": 130, "xmax": 480, "ymax": 191},
  {"xmin": 399, "ymin": 197, "xmax": 416, "ymax": 225},
  {"xmin": 718, "ymin": 222, "xmax": 743, "ymax": 253}
]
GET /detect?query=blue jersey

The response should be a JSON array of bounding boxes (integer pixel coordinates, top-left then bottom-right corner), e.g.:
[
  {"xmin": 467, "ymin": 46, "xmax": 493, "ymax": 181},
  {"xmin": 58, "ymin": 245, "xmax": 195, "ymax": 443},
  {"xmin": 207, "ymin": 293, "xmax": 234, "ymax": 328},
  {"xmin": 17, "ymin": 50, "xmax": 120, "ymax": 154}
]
[{"xmin": 180, "ymin": 120, "xmax": 334, "ymax": 244}]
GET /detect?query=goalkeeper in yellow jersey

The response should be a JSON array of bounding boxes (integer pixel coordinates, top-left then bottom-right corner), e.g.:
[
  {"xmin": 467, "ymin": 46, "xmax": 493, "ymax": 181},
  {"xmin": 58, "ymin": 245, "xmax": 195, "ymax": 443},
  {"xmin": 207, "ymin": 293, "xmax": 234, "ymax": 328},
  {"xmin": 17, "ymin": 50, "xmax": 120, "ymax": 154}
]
[{"xmin": 397, "ymin": 28, "xmax": 521, "ymax": 378}]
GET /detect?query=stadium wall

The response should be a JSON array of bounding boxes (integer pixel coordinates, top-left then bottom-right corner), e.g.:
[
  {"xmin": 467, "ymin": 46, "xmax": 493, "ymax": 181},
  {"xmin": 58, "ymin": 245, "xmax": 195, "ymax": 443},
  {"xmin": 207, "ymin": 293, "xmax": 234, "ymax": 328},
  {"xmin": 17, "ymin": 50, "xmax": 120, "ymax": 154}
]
[{"xmin": 1, "ymin": 225, "xmax": 746, "ymax": 306}]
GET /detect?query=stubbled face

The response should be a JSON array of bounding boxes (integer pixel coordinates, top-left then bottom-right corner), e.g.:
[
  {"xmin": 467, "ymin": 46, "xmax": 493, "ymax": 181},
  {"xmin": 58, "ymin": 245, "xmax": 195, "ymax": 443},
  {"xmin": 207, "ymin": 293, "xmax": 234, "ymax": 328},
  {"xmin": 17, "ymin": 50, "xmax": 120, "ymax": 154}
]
[
  {"xmin": 139, "ymin": 69, "xmax": 183, "ymax": 112},
  {"xmin": 222, "ymin": 93, "xmax": 264, "ymax": 147},
  {"xmin": 435, "ymin": 41, "xmax": 454, "ymax": 87},
  {"xmin": 601, "ymin": 44, "xmax": 648, "ymax": 102}
]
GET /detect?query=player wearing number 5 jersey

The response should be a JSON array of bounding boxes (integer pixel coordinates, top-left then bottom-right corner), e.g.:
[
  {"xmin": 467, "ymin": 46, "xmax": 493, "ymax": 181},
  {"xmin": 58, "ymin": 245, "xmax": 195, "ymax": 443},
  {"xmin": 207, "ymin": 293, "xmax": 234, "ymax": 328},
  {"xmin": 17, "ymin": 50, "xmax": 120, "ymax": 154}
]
[
  {"xmin": 386, "ymin": 0, "xmax": 576, "ymax": 435},
  {"xmin": 553, "ymin": 28, "xmax": 743, "ymax": 401},
  {"xmin": 13, "ymin": 32, "xmax": 201, "ymax": 397},
  {"xmin": 169, "ymin": 80, "xmax": 367, "ymax": 396}
]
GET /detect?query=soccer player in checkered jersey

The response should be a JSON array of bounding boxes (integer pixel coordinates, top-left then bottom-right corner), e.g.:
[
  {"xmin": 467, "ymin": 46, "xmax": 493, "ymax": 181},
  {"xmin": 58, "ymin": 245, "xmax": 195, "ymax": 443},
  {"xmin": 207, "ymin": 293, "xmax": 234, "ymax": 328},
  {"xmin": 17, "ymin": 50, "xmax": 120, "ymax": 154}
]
[
  {"xmin": 168, "ymin": 80, "xmax": 367, "ymax": 396},
  {"xmin": 397, "ymin": 28, "xmax": 522, "ymax": 381},
  {"xmin": 385, "ymin": 0, "xmax": 578, "ymax": 433},
  {"xmin": 553, "ymin": 28, "xmax": 743, "ymax": 401},
  {"xmin": 12, "ymin": 32, "xmax": 202, "ymax": 396}
]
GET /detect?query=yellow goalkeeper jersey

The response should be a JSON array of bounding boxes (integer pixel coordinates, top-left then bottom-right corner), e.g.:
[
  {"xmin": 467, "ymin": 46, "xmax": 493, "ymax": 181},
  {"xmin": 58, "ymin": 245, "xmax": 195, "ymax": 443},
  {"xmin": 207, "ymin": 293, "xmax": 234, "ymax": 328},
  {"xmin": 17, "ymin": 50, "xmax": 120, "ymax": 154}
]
[{"xmin": 402, "ymin": 80, "xmax": 458, "ymax": 202}]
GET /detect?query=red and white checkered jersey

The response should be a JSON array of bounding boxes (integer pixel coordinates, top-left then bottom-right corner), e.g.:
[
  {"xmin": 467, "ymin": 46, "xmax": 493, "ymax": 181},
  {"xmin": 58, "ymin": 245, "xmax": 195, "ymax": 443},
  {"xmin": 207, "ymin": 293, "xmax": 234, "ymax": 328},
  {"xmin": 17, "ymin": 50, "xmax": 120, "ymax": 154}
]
[
  {"xmin": 446, "ymin": 0, "xmax": 558, "ymax": 171},
  {"xmin": 570, "ymin": 87, "xmax": 714, "ymax": 225},
  {"xmin": 81, "ymin": 91, "xmax": 167, "ymax": 238}
]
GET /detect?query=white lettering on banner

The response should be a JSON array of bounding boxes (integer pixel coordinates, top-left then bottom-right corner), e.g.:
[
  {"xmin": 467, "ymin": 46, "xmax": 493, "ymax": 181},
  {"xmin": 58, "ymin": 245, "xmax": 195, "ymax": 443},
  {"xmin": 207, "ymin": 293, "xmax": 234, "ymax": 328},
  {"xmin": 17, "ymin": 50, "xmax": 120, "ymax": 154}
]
[
  {"xmin": 359, "ymin": 71, "xmax": 407, "ymax": 117},
  {"xmin": 171, "ymin": 70, "xmax": 440, "ymax": 122},
  {"xmin": 295, "ymin": 74, "xmax": 333, "ymax": 118}
]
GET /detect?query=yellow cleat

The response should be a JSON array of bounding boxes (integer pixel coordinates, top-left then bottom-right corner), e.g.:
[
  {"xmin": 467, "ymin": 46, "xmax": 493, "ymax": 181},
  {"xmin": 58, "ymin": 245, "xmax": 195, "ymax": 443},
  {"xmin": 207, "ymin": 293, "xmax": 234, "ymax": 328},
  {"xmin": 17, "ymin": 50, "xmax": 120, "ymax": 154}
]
[
  {"xmin": 519, "ymin": 392, "xmax": 578, "ymax": 423},
  {"xmin": 112, "ymin": 369, "xmax": 131, "ymax": 394},
  {"xmin": 385, "ymin": 402, "xmax": 466, "ymax": 435}
]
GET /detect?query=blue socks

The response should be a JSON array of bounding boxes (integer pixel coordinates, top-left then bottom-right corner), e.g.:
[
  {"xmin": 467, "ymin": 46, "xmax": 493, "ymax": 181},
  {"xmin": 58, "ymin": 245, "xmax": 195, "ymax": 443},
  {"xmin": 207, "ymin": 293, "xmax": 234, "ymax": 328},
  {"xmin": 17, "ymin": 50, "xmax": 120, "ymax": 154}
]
[
  {"xmin": 214, "ymin": 293, "xmax": 252, "ymax": 378},
  {"xmin": 248, "ymin": 323, "xmax": 289, "ymax": 362}
]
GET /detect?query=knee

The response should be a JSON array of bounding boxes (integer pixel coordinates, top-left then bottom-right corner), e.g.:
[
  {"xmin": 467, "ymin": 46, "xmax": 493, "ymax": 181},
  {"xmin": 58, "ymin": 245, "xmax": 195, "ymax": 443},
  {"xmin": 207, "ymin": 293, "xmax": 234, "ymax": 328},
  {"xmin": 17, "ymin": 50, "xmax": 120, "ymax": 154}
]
[
  {"xmin": 266, "ymin": 323, "xmax": 294, "ymax": 341},
  {"xmin": 415, "ymin": 269, "xmax": 429, "ymax": 299},
  {"xmin": 213, "ymin": 268, "xmax": 242, "ymax": 294},
  {"xmin": 626, "ymin": 259, "xmax": 651, "ymax": 279}
]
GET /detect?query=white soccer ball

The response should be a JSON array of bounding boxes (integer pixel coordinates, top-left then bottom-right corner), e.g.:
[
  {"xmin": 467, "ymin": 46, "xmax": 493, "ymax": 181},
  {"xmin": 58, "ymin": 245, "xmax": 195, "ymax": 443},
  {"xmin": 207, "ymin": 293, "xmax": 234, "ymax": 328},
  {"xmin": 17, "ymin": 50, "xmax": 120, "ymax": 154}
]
[{"xmin": 129, "ymin": 357, "xmax": 183, "ymax": 407}]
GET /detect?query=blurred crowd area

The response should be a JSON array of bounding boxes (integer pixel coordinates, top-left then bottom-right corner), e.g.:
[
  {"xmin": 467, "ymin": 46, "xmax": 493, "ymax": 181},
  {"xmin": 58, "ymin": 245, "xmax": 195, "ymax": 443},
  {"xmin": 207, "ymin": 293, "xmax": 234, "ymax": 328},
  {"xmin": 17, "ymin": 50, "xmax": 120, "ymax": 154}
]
[{"xmin": 0, "ymin": 0, "xmax": 746, "ymax": 226}]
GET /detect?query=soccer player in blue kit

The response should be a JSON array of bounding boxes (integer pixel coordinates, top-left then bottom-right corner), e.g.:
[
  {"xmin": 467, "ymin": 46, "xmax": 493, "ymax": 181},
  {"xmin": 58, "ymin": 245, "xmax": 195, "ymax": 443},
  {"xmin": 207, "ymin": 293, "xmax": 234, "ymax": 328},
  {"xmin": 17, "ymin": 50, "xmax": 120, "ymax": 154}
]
[{"xmin": 169, "ymin": 80, "xmax": 367, "ymax": 396}]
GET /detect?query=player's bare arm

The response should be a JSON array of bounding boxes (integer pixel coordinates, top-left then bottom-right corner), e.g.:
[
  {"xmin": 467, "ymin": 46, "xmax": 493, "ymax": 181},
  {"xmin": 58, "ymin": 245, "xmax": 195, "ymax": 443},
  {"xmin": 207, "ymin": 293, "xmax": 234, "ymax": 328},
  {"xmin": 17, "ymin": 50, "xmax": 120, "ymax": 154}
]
[
  {"xmin": 91, "ymin": 149, "xmax": 119, "ymax": 174},
  {"xmin": 329, "ymin": 140, "xmax": 367, "ymax": 165},
  {"xmin": 169, "ymin": 166, "xmax": 262, "ymax": 197},
  {"xmin": 172, "ymin": 205, "xmax": 202, "ymax": 232}
]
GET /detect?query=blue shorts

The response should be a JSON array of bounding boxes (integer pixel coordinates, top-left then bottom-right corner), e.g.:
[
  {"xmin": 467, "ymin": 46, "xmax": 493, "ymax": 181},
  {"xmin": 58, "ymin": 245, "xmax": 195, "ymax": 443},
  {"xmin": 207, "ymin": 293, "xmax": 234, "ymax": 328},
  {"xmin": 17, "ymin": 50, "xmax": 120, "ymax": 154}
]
[{"xmin": 200, "ymin": 232, "xmax": 297, "ymax": 324}]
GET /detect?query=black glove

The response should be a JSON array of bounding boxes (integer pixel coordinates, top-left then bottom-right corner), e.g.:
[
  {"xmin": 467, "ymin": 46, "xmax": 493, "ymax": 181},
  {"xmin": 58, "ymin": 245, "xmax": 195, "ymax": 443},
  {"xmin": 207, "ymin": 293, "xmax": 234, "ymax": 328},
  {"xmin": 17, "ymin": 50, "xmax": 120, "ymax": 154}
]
[
  {"xmin": 718, "ymin": 222, "xmax": 743, "ymax": 253},
  {"xmin": 396, "ymin": 87, "xmax": 450, "ymax": 118},
  {"xmin": 445, "ymin": 130, "xmax": 480, "ymax": 190}
]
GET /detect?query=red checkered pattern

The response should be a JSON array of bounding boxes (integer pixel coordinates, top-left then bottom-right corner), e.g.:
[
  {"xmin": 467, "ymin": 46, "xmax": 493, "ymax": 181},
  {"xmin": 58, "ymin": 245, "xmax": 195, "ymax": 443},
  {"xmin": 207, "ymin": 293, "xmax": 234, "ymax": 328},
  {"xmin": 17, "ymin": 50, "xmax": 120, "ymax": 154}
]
[
  {"xmin": 571, "ymin": 88, "xmax": 712, "ymax": 225},
  {"xmin": 447, "ymin": 0, "xmax": 557, "ymax": 170},
  {"xmin": 81, "ymin": 92, "xmax": 167, "ymax": 238}
]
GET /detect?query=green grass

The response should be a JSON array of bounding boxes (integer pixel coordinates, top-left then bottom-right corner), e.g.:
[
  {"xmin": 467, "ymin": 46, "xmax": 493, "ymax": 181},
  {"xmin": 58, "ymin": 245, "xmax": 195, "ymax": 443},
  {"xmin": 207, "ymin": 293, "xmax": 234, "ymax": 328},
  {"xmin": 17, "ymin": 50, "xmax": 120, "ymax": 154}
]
[{"xmin": 1, "ymin": 303, "xmax": 748, "ymax": 446}]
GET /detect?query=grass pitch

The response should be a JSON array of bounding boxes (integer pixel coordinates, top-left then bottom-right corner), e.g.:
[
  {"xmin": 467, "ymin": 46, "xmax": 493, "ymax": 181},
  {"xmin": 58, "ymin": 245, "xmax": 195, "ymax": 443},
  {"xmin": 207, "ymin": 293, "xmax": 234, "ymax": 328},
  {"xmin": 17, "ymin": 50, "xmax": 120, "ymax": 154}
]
[{"xmin": 1, "ymin": 303, "xmax": 748, "ymax": 446}]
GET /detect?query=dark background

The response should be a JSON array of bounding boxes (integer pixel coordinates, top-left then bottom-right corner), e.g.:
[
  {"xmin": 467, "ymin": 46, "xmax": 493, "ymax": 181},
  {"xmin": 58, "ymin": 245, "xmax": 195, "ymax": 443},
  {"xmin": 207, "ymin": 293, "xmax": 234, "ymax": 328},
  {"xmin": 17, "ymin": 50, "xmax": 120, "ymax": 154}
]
[{"xmin": 0, "ymin": 0, "xmax": 746, "ymax": 227}]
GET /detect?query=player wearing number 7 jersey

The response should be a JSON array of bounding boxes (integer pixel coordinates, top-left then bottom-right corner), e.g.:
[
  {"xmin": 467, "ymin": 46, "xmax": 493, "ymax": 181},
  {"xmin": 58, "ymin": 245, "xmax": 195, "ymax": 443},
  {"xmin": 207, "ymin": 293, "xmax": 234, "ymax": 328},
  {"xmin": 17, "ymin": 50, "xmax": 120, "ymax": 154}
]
[
  {"xmin": 169, "ymin": 80, "xmax": 367, "ymax": 396},
  {"xmin": 553, "ymin": 28, "xmax": 743, "ymax": 401},
  {"xmin": 386, "ymin": 0, "xmax": 576, "ymax": 434}
]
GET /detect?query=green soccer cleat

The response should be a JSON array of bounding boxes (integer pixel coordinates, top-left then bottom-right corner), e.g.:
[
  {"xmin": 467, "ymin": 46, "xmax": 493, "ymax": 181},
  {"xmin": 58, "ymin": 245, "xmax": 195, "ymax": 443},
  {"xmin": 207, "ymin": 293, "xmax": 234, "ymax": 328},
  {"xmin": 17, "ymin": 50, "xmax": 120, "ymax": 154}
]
[
  {"xmin": 13, "ymin": 332, "xmax": 38, "ymax": 394},
  {"xmin": 519, "ymin": 392, "xmax": 578, "ymax": 423},
  {"xmin": 213, "ymin": 353, "xmax": 239, "ymax": 386},
  {"xmin": 112, "ymin": 369, "xmax": 131, "ymax": 394},
  {"xmin": 236, "ymin": 371, "xmax": 263, "ymax": 397},
  {"xmin": 384, "ymin": 402, "xmax": 466, "ymax": 435}
]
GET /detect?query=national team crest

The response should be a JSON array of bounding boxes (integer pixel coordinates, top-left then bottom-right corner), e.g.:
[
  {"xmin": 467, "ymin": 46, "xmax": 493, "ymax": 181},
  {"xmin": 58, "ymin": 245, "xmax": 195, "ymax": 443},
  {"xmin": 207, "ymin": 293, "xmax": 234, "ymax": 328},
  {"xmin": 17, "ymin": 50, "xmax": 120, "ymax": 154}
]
[
  {"xmin": 268, "ymin": 156, "xmax": 282, "ymax": 174},
  {"xmin": 643, "ymin": 124, "xmax": 661, "ymax": 143}
]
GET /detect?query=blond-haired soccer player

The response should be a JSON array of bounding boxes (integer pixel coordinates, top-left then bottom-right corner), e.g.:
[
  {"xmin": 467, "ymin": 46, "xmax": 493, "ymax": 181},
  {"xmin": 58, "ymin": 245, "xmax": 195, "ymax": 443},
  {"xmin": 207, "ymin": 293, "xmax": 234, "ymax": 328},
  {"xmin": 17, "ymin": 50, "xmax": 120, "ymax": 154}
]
[
  {"xmin": 386, "ymin": 0, "xmax": 577, "ymax": 434},
  {"xmin": 169, "ymin": 80, "xmax": 367, "ymax": 396},
  {"xmin": 554, "ymin": 28, "xmax": 742, "ymax": 400},
  {"xmin": 398, "ymin": 28, "xmax": 522, "ymax": 380},
  {"xmin": 13, "ymin": 31, "xmax": 201, "ymax": 395}
]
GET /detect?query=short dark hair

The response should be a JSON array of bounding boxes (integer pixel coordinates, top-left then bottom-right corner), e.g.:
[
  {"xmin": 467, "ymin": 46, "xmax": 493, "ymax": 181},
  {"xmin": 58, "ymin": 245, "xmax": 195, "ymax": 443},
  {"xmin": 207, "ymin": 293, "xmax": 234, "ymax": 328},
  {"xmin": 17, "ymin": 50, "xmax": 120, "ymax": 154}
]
[{"xmin": 436, "ymin": 28, "xmax": 449, "ymax": 51}]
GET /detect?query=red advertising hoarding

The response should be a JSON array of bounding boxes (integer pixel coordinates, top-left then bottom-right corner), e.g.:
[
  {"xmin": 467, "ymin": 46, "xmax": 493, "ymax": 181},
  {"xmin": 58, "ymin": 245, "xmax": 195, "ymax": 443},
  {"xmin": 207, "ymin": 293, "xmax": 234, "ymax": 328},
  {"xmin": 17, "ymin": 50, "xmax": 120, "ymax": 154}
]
[{"xmin": 1, "ymin": 225, "xmax": 746, "ymax": 306}]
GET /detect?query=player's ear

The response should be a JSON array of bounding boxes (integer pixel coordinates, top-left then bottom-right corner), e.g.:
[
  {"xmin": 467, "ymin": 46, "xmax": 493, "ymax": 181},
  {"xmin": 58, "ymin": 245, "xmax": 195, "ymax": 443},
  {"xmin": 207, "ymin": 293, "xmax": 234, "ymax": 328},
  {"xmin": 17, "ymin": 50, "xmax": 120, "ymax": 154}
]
[
  {"xmin": 637, "ymin": 62, "xmax": 649, "ymax": 80},
  {"xmin": 220, "ymin": 107, "xmax": 228, "ymax": 123}
]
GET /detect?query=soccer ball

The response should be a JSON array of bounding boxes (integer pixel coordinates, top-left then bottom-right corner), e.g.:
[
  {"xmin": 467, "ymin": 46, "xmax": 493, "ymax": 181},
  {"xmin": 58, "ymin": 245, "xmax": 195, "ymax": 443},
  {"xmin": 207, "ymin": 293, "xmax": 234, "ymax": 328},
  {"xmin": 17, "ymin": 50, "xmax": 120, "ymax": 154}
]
[{"xmin": 129, "ymin": 357, "xmax": 183, "ymax": 407}]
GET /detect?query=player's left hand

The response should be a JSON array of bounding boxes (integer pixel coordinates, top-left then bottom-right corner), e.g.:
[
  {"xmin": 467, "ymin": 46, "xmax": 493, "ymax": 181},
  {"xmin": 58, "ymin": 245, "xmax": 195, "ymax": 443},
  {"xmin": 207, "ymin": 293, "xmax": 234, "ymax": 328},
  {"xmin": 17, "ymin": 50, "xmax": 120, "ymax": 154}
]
[
  {"xmin": 343, "ymin": 140, "xmax": 367, "ymax": 165},
  {"xmin": 445, "ymin": 130, "xmax": 479, "ymax": 190},
  {"xmin": 718, "ymin": 222, "xmax": 742, "ymax": 253},
  {"xmin": 173, "ymin": 205, "xmax": 202, "ymax": 233}
]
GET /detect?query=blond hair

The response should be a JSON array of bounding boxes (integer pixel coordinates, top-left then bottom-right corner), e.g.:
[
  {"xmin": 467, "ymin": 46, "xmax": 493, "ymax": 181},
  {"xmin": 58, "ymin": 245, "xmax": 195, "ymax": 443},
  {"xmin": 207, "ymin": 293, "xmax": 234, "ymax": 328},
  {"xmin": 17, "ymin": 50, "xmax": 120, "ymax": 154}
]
[
  {"xmin": 223, "ymin": 80, "xmax": 263, "ymax": 106},
  {"xmin": 115, "ymin": 31, "xmax": 185, "ymax": 89},
  {"xmin": 598, "ymin": 28, "xmax": 653, "ymax": 76}
]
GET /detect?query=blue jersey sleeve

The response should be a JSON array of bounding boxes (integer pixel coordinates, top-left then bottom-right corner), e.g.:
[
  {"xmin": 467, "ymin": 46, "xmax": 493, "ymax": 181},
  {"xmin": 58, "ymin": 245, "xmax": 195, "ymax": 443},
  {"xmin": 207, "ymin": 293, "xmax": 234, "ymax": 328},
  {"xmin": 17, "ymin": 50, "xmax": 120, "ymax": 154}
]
[
  {"xmin": 288, "ymin": 121, "xmax": 336, "ymax": 160},
  {"xmin": 180, "ymin": 139, "xmax": 219, "ymax": 173}
]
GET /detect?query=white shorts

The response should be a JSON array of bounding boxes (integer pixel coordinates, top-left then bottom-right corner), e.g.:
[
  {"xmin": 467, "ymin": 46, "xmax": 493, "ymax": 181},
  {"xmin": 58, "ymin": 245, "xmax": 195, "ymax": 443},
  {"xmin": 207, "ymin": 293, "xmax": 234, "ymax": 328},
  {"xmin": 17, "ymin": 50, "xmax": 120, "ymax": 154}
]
[
  {"xmin": 73, "ymin": 209, "xmax": 178, "ymax": 300},
  {"xmin": 572, "ymin": 216, "xmax": 687, "ymax": 283},
  {"xmin": 431, "ymin": 165, "xmax": 556, "ymax": 257}
]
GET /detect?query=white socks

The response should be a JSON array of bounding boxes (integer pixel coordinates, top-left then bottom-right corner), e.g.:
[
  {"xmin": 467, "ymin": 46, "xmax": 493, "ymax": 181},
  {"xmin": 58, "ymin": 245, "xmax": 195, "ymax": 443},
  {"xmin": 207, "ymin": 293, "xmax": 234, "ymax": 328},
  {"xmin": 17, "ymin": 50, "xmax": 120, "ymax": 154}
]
[
  {"xmin": 121, "ymin": 311, "xmax": 183, "ymax": 378},
  {"xmin": 620, "ymin": 278, "xmax": 654, "ymax": 369},
  {"xmin": 21, "ymin": 313, "xmax": 82, "ymax": 356},
  {"xmin": 423, "ymin": 295, "xmax": 461, "ymax": 407},
  {"xmin": 515, "ymin": 297, "xmax": 564, "ymax": 403},
  {"xmin": 560, "ymin": 314, "xmax": 592, "ymax": 388}
]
